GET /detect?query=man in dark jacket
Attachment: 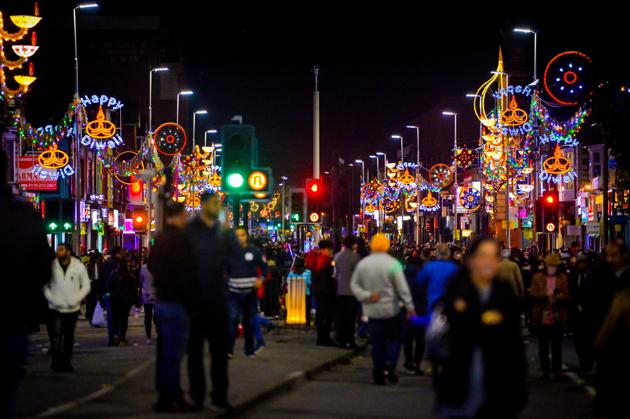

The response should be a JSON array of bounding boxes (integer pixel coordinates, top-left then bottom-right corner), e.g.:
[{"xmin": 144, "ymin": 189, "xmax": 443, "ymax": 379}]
[
  {"xmin": 333, "ymin": 236, "xmax": 360, "ymax": 348},
  {"xmin": 100, "ymin": 246, "xmax": 124, "ymax": 345},
  {"xmin": 186, "ymin": 192, "xmax": 231, "ymax": 412},
  {"xmin": 307, "ymin": 240, "xmax": 336, "ymax": 346},
  {"xmin": 0, "ymin": 150, "xmax": 52, "ymax": 418},
  {"xmin": 149, "ymin": 202, "xmax": 198, "ymax": 413},
  {"xmin": 226, "ymin": 228, "xmax": 268, "ymax": 357}
]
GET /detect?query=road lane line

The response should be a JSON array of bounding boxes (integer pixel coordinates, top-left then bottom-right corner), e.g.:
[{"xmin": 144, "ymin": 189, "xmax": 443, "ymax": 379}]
[{"xmin": 35, "ymin": 356, "xmax": 155, "ymax": 418}]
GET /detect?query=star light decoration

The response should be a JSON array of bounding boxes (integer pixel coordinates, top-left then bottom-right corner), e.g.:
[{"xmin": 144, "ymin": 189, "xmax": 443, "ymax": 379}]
[
  {"xmin": 455, "ymin": 144, "xmax": 475, "ymax": 170},
  {"xmin": 0, "ymin": 4, "xmax": 41, "ymax": 101}
]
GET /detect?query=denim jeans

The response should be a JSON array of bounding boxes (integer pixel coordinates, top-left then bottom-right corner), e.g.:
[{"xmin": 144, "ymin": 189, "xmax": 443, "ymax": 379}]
[
  {"xmin": 369, "ymin": 315, "xmax": 403, "ymax": 381},
  {"xmin": 49, "ymin": 310, "xmax": 79, "ymax": 369},
  {"xmin": 155, "ymin": 302, "xmax": 189, "ymax": 404},
  {"xmin": 228, "ymin": 291, "xmax": 258, "ymax": 355},
  {"xmin": 0, "ymin": 335, "xmax": 29, "ymax": 419},
  {"xmin": 255, "ymin": 314, "xmax": 270, "ymax": 346}
]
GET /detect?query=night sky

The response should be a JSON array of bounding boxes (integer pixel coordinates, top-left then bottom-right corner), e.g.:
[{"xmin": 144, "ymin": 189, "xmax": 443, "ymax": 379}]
[{"xmin": 5, "ymin": 2, "xmax": 625, "ymax": 184}]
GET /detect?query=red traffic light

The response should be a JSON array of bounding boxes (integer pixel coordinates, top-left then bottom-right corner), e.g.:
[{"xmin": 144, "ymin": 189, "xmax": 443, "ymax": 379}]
[
  {"xmin": 132, "ymin": 208, "xmax": 148, "ymax": 232},
  {"xmin": 135, "ymin": 215, "xmax": 144, "ymax": 223},
  {"xmin": 545, "ymin": 195, "xmax": 555, "ymax": 204},
  {"xmin": 306, "ymin": 178, "xmax": 322, "ymax": 196}
]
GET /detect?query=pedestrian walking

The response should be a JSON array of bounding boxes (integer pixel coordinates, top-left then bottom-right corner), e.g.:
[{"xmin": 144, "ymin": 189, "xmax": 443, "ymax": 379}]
[
  {"xmin": 100, "ymin": 246, "xmax": 124, "ymax": 346},
  {"xmin": 105, "ymin": 253, "xmax": 139, "ymax": 345},
  {"xmin": 186, "ymin": 191, "xmax": 231, "ymax": 412},
  {"xmin": 308, "ymin": 240, "xmax": 336, "ymax": 346},
  {"xmin": 333, "ymin": 236, "xmax": 361, "ymax": 348},
  {"xmin": 351, "ymin": 234, "xmax": 415, "ymax": 385},
  {"xmin": 43, "ymin": 243, "xmax": 91, "ymax": 372},
  {"xmin": 497, "ymin": 248, "xmax": 525, "ymax": 301},
  {"xmin": 149, "ymin": 202, "xmax": 198, "ymax": 413},
  {"xmin": 140, "ymin": 256, "xmax": 157, "ymax": 343},
  {"xmin": 530, "ymin": 252, "xmax": 570, "ymax": 380},
  {"xmin": 417, "ymin": 244, "xmax": 459, "ymax": 318},
  {"xmin": 402, "ymin": 255, "xmax": 425, "ymax": 375},
  {"xmin": 0, "ymin": 150, "xmax": 52, "ymax": 419},
  {"xmin": 226, "ymin": 227, "xmax": 268, "ymax": 358},
  {"xmin": 85, "ymin": 251, "xmax": 103, "ymax": 325},
  {"xmin": 431, "ymin": 238, "xmax": 527, "ymax": 418}
]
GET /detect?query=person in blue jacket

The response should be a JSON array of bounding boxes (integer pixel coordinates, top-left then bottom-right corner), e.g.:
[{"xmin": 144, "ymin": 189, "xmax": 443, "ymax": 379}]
[{"xmin": 417, "ymin": 244, "xmax": 460, "ymax": 323}]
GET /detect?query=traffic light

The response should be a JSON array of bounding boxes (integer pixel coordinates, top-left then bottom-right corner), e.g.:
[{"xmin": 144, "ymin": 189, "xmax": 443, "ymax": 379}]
[
  {"xmin": 221, "ymin": 124, "xmax": 273, "ymax": 196},
  {"xmin": 538, "ymin": 190, "xmax": 559, "ymax": 233},
  {"xmin": 132, "ymin": 208, "xmax": 148, "ymax": 232},
  {"xmin": 44, "ymin": 200, "xmax": 74, "ymax": 233},
  {"xmin": 290, "ymin": 212, "xmax": 302, "ymax": 222},
  {"xmin": 305, "ymin": 178, "xmax": 322, "ymax": 198},
  {"xmin": 305, "ymin": 178, "xmax": 325, "ymax": 224}
]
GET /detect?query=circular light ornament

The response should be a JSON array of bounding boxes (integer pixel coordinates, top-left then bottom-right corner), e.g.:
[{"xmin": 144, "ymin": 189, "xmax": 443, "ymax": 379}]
[
  {"xmin": 429, "ymin": 163, "xmax": 453, "ymax": 189},
  {"xmin": 154, "ymin": 122, "xmax": 188, "ymax": 156},
  {"xmin": 459, "ymin": 186, "xmax": 481, "ymax": 211},
  {"xmin": 543, "ymin": 51, "xmax": 592, "ymax": 106}
]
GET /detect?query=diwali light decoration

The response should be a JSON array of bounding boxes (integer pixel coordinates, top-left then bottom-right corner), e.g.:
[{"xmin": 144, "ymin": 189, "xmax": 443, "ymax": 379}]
[
  {"xmin": 80, "ymin": 94, "xmax": 125, "ymax": 152},
  {"xmin": 428, "ymin": 163, "xmax": 453, "ymax": 189},
  {"xmin": 38, "ymin": 144, "xmax": 69, "ymax": 169},
  {"xmin": 12, "ymin": 97, "xmax": 81, "ymax": 149},
  {"xmin": 543, "ymin": 51, "xmax": 592, "ymax": 106},
  {"xmin": 455, "ymin": 144, "xmax": 475, "ymax": 170},
  {"xmin": 154, "ymin": 122, "xmax": 188, "ymax": 156},
  {"xmin": 86, "ymin": 106, "xmax": 116, "ymax": 139},
  {"xmin": 0, "ymin": 4, "xmax": 40, "ymax": 100},
  {"xmin": 109, "ymin": 151, "xmax": 144, "ymax": 185},
  {"xmin": 420, "ymin": 191, "xmax": 440, "ymax": 212},
  {"xmin": 459, "ymin": 186, "xmax": 481, "ymax": 211},
  {"xmin": 382, "ymin": 196, "xmax": 400, "ymax": 214},
  {"xmin": 500, "ymin": 96, "xmax": 528, "ymax": 127}
]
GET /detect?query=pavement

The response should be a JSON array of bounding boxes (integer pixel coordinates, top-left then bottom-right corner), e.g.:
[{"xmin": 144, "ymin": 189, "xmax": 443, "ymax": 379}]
[
  {"xmin": 15, "ymin": 313, "xmax": 597, "ymax": 419},
  {"xmin": 15, "ymin": 315, "xmax": 354, "ymax": 419}
]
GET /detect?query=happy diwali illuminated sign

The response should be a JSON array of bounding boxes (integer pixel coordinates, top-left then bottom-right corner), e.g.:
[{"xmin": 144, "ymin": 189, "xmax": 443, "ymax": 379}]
[
  {"xmin": 80, "ymin": 94, "xmax": 124, "ymax": 151},
  {"xmin": 539, "ymin": 144, "xmax": 576, "ymax": 184}
]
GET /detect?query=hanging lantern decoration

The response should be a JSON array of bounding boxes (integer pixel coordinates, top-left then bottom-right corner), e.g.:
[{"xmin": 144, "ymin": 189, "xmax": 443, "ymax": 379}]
[
  {"xmin": 500, "ymin": 96, "xmax": 528, "ymax": 127},
  {"xmin": 459, "ymin": 186, "xmax": 481, "ymax": 211},
  {"xmin": 154, "ymin": 122, "xmax": 188, "ymax": 156},
  {"xmin": 429, "ymin": 163, "xmax": 453, "ymax": 189}
]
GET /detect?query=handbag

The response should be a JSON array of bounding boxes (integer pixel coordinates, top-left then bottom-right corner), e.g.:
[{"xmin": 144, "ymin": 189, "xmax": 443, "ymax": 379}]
[{"xmin": 91, "ymin": 301, "xmax": 107, "ymax": 328}]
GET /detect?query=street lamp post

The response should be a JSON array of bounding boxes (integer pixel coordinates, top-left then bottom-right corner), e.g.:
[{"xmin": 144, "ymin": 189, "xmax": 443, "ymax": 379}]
[
  {"xmin": 443, "ymin": 111, "xmax": 458, "ymax": 243},
  {"xmin": 72, "ymin": 2, "xmax": 98, "ymax": 252},
  {"xmin": 406, "ymin": 125, "xmax": 421, "ymax": 244},
  {"xmin": 354, "ymin": 159, "xmax": 365, "ymax": 184},
  {"xmin": 176, "ymin": 90, "xmax": 193, "ymax": 125},
  {"xmin": 280, "ymin": 176, "xmax": 288, "ymax": 240},
  {"xmin": 369, "ymin": 155, "xmax": 380, "ymax": 180},
  {"xmin": 466, "ymin": 94, "xmax": 484, "ymax": 238},
  {"xmin": 192, "ymin": 110, "xmax": 208, "ymax": 149},
  {"xmin": 204, "ymin": 129, "xmax": 218, "ymax": 147},
  {"xmin": 391, "ymin": 135, "xmax": 404, "ymax": 162},
  {"xmin": 375, "ymin": 152, "xmax": 387, "ymax": 173},
  {"xmin": 148, "ymin": 67, "xmax": 169, "ymax": 133}
]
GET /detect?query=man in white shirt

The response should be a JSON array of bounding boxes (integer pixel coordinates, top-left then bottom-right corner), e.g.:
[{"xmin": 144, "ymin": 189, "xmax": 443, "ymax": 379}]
[{"xmin": 43, "ymin": 243, "xmax": 91, "ymax": 372}]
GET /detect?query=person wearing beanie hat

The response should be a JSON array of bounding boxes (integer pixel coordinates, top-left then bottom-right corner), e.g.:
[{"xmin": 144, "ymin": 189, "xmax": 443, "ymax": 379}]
[
  {"xmin": 351, "ymin": 234, "xmax": 415, "ymax": 385},
  {"xmin": 530, "ymin": 252, "xmax": 570, "ymax": 380}
]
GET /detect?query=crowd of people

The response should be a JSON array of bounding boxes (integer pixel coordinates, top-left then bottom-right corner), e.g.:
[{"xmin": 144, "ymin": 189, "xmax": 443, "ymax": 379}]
[{"xmin": 3, "ymin": 144, "xmax": 630, "ymax": 418}]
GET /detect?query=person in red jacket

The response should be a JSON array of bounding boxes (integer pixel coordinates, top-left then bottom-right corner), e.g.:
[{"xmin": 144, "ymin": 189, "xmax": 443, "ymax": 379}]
[{"xmin": 307, "ymin": 240, "xmax": 336, "ymax": 346}]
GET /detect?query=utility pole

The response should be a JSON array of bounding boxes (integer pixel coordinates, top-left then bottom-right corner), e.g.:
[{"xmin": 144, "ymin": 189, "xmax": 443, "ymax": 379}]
[{"xmin": 313, "ymin": 66, "xmax": 320, "ymax": 179}]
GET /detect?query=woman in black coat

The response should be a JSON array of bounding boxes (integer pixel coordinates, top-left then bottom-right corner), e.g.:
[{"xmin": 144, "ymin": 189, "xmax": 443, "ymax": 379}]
[{"xmin": 434, "ymin": 238, "xmax": 527, "ymax": 419}]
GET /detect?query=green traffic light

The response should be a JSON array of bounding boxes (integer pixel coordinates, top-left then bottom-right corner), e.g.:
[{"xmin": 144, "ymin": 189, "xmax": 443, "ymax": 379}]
[
  {"xmin": 291, "ymin": 213, "xmax": 301, "ymax": 222},
  {"xmin": 63, "ymin": 222, "xmax": 72, "ymax": 231},
  {"xmin": 227, "ymin": 173, "xmax": 244, "ymax": 188},
  {"xmin": 49, "ymin": 222, "xmax": 58, "ymax": 231}
]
